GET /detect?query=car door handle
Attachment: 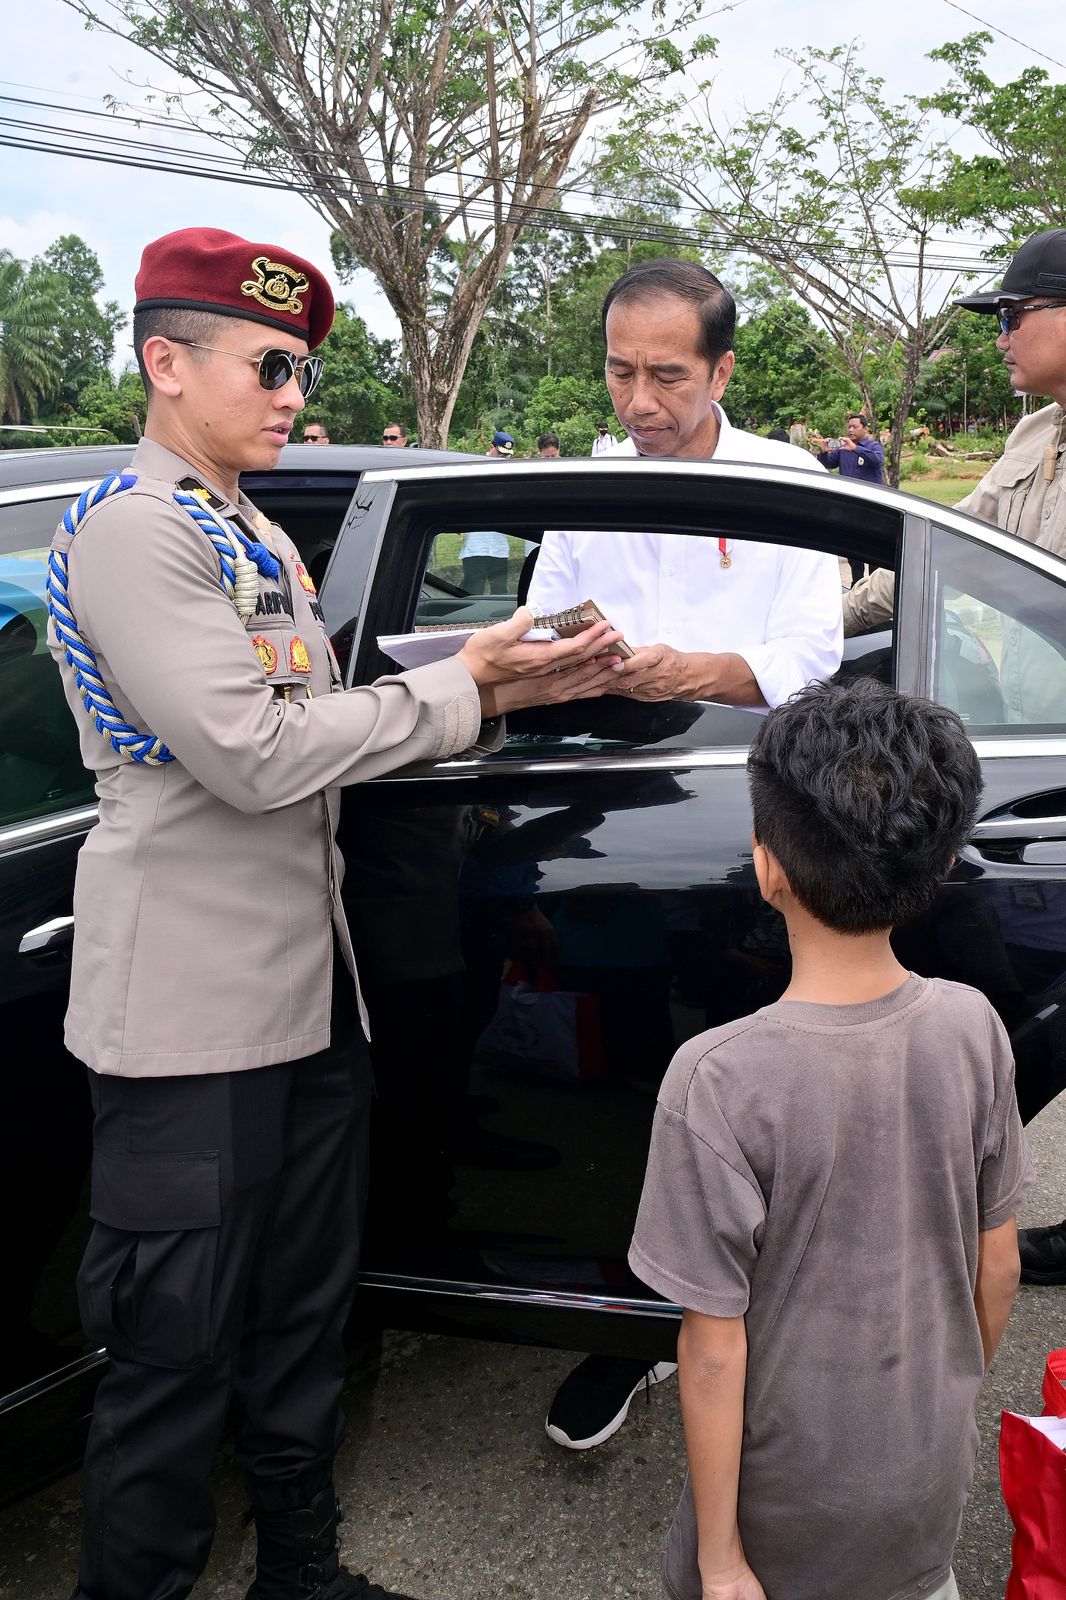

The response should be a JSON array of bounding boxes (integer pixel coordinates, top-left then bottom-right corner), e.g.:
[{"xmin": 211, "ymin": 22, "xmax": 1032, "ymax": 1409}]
[
  {"xmin": 970, "ymin": 814, "xmax": 1066, "ymax": 844},
  {"xmin": 19, "ymin": 915, "xmax": 75, "ymax": 954}
]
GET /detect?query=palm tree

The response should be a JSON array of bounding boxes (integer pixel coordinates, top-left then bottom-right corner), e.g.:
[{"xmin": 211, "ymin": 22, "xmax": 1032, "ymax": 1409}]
[{"xmin": 0, "ymin": 252, "xmax": 62, "ymax": 423}]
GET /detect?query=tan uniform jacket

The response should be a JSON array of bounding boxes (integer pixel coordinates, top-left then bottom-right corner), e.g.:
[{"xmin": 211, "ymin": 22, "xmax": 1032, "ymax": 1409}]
[
  {"xmin": 843, "ymin": 403, "xmax": 1066, "ymax": 639},
  {"xmin": 48, "ymin": 438, "xmax": 484, "ymax": 1077}
]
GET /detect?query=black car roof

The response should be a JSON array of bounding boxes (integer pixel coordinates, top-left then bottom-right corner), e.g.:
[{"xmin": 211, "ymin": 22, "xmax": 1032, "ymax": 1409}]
[{"xmin": 0, "ymin": 443, "xmax": 479, "ymax": 492}]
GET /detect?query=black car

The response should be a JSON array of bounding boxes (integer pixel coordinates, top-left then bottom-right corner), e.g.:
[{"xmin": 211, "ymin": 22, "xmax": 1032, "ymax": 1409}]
[{"xmin": 4, "ymin": 443, "xmax": 1066, "ymax": 1500}]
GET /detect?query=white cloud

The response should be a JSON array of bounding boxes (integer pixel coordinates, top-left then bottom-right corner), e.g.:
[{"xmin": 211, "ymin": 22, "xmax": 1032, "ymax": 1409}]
[{"xmin": 0, "ymin": 211, "xmax": 92, "ymax": 259}]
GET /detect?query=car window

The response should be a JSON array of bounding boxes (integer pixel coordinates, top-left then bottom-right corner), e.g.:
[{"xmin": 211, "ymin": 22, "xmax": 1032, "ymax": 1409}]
[
  {"xmin": 240, "ymin": 479, "xmax": 358, "ymax": 592},
  {"xmin": 929, "ymin": 524, "xmax": 1066, "ymax": 733},
  {"xmin": 405, "ymin": 525, "xmax": 851, "ymax": 758},
  {"xmin": 0, "ymin": 495, "xmax": 97, "ymax": 828}
]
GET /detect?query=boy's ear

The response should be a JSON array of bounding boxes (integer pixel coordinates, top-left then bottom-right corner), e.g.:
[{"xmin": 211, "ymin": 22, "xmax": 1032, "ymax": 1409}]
[
  {"xmin": 752, "ymin": 831, "xmax": 788, "ymax": 908},
  {"xmin": 752, "ymin": 832, "xmax": 771, "ymax": 902}
]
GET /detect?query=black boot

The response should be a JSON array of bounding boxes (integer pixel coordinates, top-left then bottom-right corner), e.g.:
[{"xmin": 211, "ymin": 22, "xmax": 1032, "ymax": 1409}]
[{"xmin": 245, "ymin": 1487, "xmax": 420, "ymax": 1600}]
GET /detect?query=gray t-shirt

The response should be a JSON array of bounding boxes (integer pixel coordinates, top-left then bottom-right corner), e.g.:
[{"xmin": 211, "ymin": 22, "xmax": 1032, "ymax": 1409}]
[{"xmin": 629, "ymin": 974, "xmax": 1033, "ymax": 1600}]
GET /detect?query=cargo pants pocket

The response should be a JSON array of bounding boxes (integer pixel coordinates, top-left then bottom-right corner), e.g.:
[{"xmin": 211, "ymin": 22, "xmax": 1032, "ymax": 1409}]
[{"xmin": 78, "ymin": 1148, "xmax": 221, "ymax": 1371}]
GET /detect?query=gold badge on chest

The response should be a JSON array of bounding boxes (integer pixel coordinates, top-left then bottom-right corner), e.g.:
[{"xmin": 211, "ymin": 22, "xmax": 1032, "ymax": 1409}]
[{"xmin": 289, "ymin": 636, "xmax": 312, "ymax": 674}]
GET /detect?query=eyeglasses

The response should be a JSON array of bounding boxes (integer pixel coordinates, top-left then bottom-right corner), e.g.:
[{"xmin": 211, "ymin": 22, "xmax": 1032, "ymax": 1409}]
[
  {"xmin": 382, "ymin": 433, "xmax": 402, "ymax": 442},
  {"xmin": 165, "ymin": 337, "xmax": 324, "ymax": 398},
  {"xmin": 996, "ymin": 301, "xmax": 1066, "ymax": 336}
]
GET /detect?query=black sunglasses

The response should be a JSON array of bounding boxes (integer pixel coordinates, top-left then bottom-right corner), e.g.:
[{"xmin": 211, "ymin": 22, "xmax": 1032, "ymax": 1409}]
[
  {"xmin": 995, "ymin": 301, "xmax": 1066, "ymax": 336},
  {"xmin": 165, "ymin": 337, "xmax": 324, "ymax": 398},
  {"xmin": 382, "ymin": 432, "xmax": 402, "ymax": 442}
]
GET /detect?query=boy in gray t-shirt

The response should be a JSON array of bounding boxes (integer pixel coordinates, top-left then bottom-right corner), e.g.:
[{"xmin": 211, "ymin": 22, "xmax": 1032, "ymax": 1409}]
[{"xmin": 629, "ymin": 679, "xmax": 1033, "ymax": 1600}]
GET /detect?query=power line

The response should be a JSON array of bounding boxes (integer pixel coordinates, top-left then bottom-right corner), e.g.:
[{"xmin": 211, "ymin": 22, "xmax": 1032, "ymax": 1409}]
[
  {"xmin": 939, "ymin": 0, "xmax": 1066, "ymax": 72},
  {"xmin": 0, "ymin": 87, "xmax": 995, "ymax": 263},
  {"xmin": 0, "ymin": 108, "xmax": 1002, "ymax": 279}
]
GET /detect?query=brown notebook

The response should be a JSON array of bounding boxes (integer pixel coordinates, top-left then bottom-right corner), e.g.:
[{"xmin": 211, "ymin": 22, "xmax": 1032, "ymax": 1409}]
[
  {"xmin": 534, "ymin": 599, "xmax": 634, "ymax": 659},
  {"xmin": 415, "ymin": 600, "xmax": 634, "ymax": 657}
]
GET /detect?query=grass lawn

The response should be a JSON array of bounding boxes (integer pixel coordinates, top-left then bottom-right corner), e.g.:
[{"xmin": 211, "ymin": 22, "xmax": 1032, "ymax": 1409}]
[{"xmin": 898, "ymin": 477, "xmax": 977, "ymax": 507}]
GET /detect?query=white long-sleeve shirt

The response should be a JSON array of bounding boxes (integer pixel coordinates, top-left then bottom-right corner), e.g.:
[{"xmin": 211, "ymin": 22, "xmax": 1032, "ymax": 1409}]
[{"xmin": 527, "ymin": 409, "xmax": 843, "ymax": 709}]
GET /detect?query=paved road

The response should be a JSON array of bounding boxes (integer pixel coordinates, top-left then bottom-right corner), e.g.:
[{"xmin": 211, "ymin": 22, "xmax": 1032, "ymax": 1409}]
[{"xmin": 2, "ymin": 1092, "xmax": 1063, "ymax": 1600}]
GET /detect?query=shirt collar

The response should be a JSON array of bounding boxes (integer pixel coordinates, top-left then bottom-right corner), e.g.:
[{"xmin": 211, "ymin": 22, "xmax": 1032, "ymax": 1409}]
[
  {"xmin": 131, "ymin": 436, "xmax": 259, "ymax": 519},
  {"xmin": 614, "ymin": 401, "xmax": 730, "ymax": 459}
]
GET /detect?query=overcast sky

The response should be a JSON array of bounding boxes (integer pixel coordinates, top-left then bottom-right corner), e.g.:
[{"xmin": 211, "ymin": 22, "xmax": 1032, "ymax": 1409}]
[{"xmin": 1, "ymin": 0, "xmax": 1062, "ymax": 360}]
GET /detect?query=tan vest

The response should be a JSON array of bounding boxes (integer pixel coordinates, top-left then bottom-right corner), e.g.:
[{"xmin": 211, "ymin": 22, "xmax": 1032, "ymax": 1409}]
[{"xmin": 48, "ymin": 438, "xmax": 481, "ymax": 1076}]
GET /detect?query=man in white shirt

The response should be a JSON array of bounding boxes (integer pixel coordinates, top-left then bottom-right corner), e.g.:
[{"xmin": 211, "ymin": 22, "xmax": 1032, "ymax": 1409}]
[
  {"xmin": 591, "ymin": 421, "xmax": 617, "ymax": 455},
  {"xmin": 534, "ymin": 258, "xmax": 843, "ymax": 1458},
  {"xmin": 528, "ymin": 259, "xmax": 842, "ymax": 710}
]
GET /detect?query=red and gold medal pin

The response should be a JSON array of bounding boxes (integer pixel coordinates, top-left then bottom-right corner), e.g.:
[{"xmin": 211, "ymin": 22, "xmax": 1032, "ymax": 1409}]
[
  {"xmin": 252, "ymin": 635, "xmax": 278, "ymax": 675},
  {"xmin": 294, "ymin": 560, "xmax": 317, "ymax": 595},
  {"xmin": 289, "ymin": 636, "xmax": 312, "ymax": 674}
]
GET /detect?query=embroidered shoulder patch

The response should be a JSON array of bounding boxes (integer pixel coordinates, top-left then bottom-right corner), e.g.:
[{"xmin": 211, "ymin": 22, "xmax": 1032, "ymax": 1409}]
[
  {"xmin": 294, "ymin": 561, "xmax": 317, "ymax": 594},
  {"xmin": 252, "ymin": 635, "xmax": 278, "ymax": 675},
  {"xmin": 289, "ymin": 636, "xmax": 312, "ymax": 674}
]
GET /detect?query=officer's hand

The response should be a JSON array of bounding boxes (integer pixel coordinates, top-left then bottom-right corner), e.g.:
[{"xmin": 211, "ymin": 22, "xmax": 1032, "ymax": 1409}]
[{"xmin": 458, "ymin": 606, "xmax": 625, "ymax": 688}]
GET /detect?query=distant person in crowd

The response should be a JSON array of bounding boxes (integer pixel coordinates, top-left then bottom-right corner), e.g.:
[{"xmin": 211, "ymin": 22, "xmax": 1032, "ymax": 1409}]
[
  {"xmin": 631, "ymin": 677, "xmax": 1029, "ymax": 1600},
  {"xmin": 810, "ymin": 413, "xmax": 886, "ymax": 484},
  {"xmin": 527, "ymin": 258, "xmax": 843, "ymax": 1454},
  {"xmin": 591, "ymin": 420, "xmax": 616, "ymax": 455},
  {"xmin": 788, "ymin": 418, "xmax": 808, "ymax": 449},
  {"xmin": 459, "ymin": 432, "xmax": 517, "ymax": 591},
  {"xmin": 538, "ymin": 433, "xmax": 561, "ymax": 458},
  {"xmin": 846, "ymin": 229, "xmax": 1066, "ymax": 1290},
  {"xmin": 382, "ymin": 420, "xmax": 407, "ymax": 447},
  {"xmin": 302, "ymin": 420, "xmax": 329, "ymax": 444},
  {"xmin": 766, "ymin": 427, "xmax": 789, "ymax": 443}
]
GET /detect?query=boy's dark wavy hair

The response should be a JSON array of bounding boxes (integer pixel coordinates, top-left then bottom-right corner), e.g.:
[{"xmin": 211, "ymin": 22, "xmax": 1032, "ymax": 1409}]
[{"xmin": 747, "ymin": 678, "xmax": 982, "ymax": 933}]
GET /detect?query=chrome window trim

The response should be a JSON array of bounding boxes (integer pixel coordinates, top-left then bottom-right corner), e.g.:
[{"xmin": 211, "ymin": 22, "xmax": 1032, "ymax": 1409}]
[
  {"xmin": 0, "ymin": 479, "xmax": 96, "ymax": 510},
  {"xmin": 0, "ymin": 805, "xmax": 99, "ymax": 851},
  {"xmin": 372, "ymin": 736, "xmax": 1066, "ymax": 782},
  {"xmin": 359, "ymin": 1272, "xmax": 680, "ymax": 1320},
  {"xmin": 353, "ymin": 456, "xmax": 1066, "ymax": 576}
]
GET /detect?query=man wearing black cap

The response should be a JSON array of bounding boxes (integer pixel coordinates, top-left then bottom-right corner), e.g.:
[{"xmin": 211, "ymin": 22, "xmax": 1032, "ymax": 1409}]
[
  {"xmin": 843, "ymin": 228, "xmax": 1066, "ymax": 1288},
  {"xmin": 845, "ymin": 228, "xmax": 1066, "ymax": 639},
  {"xmin": 47, "ymin": 227, "xmax": 624, "ymax": 1600}
]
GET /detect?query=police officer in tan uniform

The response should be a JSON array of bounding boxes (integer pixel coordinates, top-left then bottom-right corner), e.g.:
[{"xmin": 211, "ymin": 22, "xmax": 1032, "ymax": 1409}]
[
  {"xmin": 48, "ymin": 228, "xmax": 623, "ymax": 1600},
  {"xmin": 844, "ymin": 229, "xmax": 1066, "ymax": 645},
  {"xmin": 844, "ymin": 227, "xmax": 1066, "ymax": 1289}
]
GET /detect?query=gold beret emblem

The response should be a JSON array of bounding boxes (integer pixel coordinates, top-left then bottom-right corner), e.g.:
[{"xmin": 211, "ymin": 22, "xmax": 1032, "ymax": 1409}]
[{"xmin": 241, "ymin": 256, "xmax": 309, "ymax": 317}]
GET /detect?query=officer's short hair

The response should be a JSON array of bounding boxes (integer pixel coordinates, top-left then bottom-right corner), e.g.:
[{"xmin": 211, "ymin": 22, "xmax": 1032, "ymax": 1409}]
[
  {"xmin": 538, "ymin": 433, "xmax": 560, "ymax": 450},
  {"xmin": 132, "ymin": 307, "xmax": 236, "ymax": 393},
  {"xmin": 601, "ymin": 258, "xmax": 736, "ymax": 369},
  {"xmin": 747, "ymin": 679, "xmax": 981, "ymax": 933},
  {"xmin": 848, "ymin": 413, "xmax": 868, "ymax": 426}
]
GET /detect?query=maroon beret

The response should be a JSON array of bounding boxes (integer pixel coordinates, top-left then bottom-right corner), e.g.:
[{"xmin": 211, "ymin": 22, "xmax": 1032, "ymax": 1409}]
[{"xmin": 135, "ymin": 227, "xmax": 335, "ymax": 349}]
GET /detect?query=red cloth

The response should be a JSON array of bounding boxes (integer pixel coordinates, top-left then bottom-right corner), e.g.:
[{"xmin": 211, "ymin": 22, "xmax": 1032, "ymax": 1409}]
[
  {"xmin": 135, "ymin": 227, "xmax": 334, "ymax": 347},
  {"xmin": 1001, "ymin": 1351, "xmax": 1066, "ymax": 1599}
]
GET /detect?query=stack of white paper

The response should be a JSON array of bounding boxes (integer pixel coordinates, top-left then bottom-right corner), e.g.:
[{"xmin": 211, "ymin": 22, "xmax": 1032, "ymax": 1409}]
[{"xmin": 378, "ymin": 625, "xmax": 555, "ymax": 670}]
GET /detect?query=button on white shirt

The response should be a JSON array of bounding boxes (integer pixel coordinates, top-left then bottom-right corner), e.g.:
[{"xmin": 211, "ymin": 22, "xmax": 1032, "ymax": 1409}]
[{"xmin": 526, "ymin": 409, "xmax": 843, "ymax": 709}]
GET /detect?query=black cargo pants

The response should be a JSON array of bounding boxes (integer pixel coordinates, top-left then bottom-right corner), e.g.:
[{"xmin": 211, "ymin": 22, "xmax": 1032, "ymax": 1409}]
[{"xmin": 73, "ymin": 981, "xmax": 371, "ymax": 1600}]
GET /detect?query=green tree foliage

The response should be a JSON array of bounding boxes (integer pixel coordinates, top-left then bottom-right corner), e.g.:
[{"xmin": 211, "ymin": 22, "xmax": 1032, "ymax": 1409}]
[
  {"xmin": 912, "ymin": 311, "xmax": 1020, "ymax": 432},
  {"xmin": 302, "ymin": 305, "xmax": 401, "ymax": 445},
  {"xmin": 606, "ymin": 44, "xmax": 965, "ymax": 482},
  {"xmin": 921, "ymin": 33, "xmax": 1066, "ymax": 246},
  {"xmin": 0, "ymin": 251, "xmax": 63, "ymax": 424},
  {"xmin": 30, "ymin": 236, "xmax": 126, "ymax": 411},
  {"xmin": 65, "ymin": 0, "xmax": 719, "ymax": 445},
  {"xmin": 28, "ymin": 370, "xmax": 145, "ymax": 446},
  {"xmin": 726, "ymin": 289, "xmax": 859, "ymax": 431}
]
